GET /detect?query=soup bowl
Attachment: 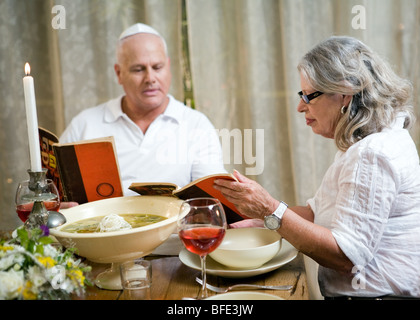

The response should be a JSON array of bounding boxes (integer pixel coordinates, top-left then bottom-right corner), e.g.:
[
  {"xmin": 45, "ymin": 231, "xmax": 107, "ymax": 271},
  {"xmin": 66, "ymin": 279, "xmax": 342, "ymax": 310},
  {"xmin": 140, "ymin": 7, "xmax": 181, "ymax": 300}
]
[{"xmin": 50, "ymin": 195, "xmax": 183, "ymax": 289}]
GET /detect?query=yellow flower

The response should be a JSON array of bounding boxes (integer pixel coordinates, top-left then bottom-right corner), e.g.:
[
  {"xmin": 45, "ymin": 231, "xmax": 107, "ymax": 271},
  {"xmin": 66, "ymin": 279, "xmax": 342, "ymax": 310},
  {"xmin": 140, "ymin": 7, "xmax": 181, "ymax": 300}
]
[
  {"xmin": 21, "ymin": 281, "xmax": 37, "ymax": 300},
  {"xmin": 0, "ymin": 245, "xmax": 14, "ymax": 252},
  {"xmin": 37, "ymin": 256, "xmax": 56, "ymax": 268},
  {"xmin": 68, "ymin": 269, "xmax": 85, "ymax": 286}
]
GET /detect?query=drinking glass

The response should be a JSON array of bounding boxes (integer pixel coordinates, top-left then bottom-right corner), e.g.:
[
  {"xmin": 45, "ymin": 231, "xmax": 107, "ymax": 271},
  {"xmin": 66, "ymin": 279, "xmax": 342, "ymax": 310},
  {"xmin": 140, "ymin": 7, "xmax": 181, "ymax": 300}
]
[
  {"xmin": 120, "ymin": 259, "xmax": 152, "ymax": 300},
  {"xmin": 15, "ymin": 179, "xmax": 60, "ymax": 223},
  {"xmin": 178, "ymin": 198, "xmax": 227, "ymax": 299}
]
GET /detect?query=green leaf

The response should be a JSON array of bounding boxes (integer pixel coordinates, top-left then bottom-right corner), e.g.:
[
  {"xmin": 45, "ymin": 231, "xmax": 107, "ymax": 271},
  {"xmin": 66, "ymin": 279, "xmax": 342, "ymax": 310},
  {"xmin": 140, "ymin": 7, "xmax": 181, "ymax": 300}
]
[
  {"xmin": 30, "ymin": 228, "xmax": 43, "ymax": 240},
  {"xmin": 35, "ymin": 244, "xmax": 44, "ymax": 255},
  {"xmin": 38, "ymin": 236, "xmax": 53, "ymax": 245},
  {"xmin": 27, "ymin": 239, "xmax": 36, "ymax": 253},
  {"xmin": 17, "ymin": 228, "xmax": 29, "ymax": 249}
]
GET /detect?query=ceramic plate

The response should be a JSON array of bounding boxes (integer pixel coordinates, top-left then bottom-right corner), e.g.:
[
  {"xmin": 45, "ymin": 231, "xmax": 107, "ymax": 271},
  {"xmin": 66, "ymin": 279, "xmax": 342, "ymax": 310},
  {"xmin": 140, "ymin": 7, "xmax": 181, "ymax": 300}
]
[
  {"xmin": 179, "ymin": 239, "xmax": 298, "ymax": 278},
  {"xmin": 205, "ymin": 291, "xmax": 284, "ymax": 300}
]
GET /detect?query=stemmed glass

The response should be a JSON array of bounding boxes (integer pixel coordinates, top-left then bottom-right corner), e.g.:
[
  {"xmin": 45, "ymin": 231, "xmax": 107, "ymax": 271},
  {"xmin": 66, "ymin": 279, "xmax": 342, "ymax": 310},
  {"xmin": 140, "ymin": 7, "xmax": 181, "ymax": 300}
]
[
  {"xmin": 177, "ymin": 198, "xmax": 227, "ymax": 299},
  {"xmin": 15, "ymin": 179, "xmax": 60, "ymax": 223}
]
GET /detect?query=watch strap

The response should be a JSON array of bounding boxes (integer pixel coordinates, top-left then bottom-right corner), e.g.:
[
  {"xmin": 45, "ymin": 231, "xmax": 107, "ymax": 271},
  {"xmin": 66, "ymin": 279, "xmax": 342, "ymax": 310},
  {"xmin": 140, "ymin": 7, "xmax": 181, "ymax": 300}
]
[{"xmin": 272, "ymin": 201, "xmax": 288, "ymax": 221}]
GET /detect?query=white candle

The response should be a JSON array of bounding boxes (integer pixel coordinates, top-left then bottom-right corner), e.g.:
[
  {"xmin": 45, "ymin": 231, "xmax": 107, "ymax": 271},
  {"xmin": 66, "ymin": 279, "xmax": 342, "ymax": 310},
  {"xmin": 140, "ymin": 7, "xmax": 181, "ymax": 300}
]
[{"xmin": 23, "ymin": 63, "xmax": 42, "ymax": 172}]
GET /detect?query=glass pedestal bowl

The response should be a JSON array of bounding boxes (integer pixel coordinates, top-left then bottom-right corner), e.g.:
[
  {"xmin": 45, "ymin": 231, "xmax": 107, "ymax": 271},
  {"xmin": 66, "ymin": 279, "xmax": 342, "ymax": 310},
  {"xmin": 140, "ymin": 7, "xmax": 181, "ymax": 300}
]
[{"xmin": 50, "ymin": 196, "xmax": 183, "ymax": 290}]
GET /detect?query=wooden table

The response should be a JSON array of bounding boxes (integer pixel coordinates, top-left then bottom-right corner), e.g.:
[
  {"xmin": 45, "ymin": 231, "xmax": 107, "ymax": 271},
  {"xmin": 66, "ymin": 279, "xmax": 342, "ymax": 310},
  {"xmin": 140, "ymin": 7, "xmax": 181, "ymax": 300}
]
[
  {"xmin": 78, "ymin": 253, "xmax": 308, "ymax": 300},
  {"xmin": 1, "ymin": 230, "xmax": 308, "ymax": 300}
]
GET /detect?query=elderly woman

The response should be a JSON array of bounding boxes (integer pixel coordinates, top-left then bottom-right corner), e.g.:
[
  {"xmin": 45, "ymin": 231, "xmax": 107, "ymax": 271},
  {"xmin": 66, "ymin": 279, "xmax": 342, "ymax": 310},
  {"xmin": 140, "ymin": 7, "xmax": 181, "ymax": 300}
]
[{"xmin": 214, "ymin": 36, "xmax": 420, "ymax": 299}]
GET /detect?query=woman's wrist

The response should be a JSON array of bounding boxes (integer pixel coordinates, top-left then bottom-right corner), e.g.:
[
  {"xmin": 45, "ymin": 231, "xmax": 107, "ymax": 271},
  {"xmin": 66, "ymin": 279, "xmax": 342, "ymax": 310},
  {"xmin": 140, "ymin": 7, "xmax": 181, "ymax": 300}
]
[{"xmin": 265, "ymin": 199, "xmax": 281, "ymax": 218}]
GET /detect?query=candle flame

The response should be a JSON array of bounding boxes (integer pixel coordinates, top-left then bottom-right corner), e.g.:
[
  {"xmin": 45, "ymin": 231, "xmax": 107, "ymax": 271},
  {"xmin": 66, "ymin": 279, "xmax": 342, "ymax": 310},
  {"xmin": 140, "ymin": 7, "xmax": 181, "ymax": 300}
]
[{"xmin": 25, "ymin": 63, "xmax": 31, "ymax": 76}]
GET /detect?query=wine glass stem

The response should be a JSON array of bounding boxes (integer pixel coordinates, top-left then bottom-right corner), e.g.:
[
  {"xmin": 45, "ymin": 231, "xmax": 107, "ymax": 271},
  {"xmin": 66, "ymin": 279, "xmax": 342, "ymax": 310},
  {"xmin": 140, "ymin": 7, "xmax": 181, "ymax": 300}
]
[{"xmin": 200, "ymin": 255, "xmax": 207, "ymax": 299}]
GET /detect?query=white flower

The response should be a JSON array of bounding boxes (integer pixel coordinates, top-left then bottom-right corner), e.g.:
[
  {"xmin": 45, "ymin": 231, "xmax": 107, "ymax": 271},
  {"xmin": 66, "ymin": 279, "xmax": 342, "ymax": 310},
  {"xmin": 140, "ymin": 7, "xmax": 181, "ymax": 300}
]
[
  {"xmin": 27, "ymin": 266, "xmax": 47, "ymax": 288},
  {"xmin": 0, "ymin": 227, "xmax": 91, "ymax": 300},
  {"xmin": 43, "ymin": 244, "xmax": 59, "ymax": 258},
  {"xmin": 0, "ymin": 254, "xmax": 16, "ymax": 270},
  {"xmin": 0, "ymin": 251, "xmax": 24, "ymax": 271},
  {"xmin": 0, "ymin": 270, "xmax": 24, "ymax": 300},
  {"xmin": 46, "ymin": 265, "xmax": 66, "ymax": 290}
]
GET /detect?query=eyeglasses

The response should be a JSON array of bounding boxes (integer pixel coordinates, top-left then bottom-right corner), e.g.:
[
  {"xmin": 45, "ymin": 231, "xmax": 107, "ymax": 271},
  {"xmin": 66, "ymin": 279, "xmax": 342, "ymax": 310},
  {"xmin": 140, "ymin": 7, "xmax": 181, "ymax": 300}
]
[{"xmin": 298, "ymin": 91, "xmax": 324, "ymax": 104}]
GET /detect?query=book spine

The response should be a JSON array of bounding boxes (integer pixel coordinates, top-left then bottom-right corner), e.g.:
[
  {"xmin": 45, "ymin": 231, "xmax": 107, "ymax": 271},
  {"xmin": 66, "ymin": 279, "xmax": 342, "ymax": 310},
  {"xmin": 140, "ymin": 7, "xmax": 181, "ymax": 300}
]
[{"xmin": 53, "ymin": 145, "xmax": 88, "ymax": 203}]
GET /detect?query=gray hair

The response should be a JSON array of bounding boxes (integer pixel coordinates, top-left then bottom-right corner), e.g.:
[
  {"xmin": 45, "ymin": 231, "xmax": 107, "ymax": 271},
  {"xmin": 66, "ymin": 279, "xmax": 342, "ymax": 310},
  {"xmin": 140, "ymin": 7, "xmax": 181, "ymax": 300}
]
[{"xmin": 298, "ymin": 36, "xmax": 414, "ymax": 151}]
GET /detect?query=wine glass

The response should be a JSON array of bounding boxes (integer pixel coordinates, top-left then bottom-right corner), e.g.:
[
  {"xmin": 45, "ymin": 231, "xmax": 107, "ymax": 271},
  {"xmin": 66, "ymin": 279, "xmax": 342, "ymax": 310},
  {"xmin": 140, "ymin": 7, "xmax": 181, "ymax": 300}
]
[
  {"xmin": 177, "ymin": 197, "xmax": 227, "ymax": 299},
  {"xmin": 15, "ymin": 179, "xmax": 61, "ymax": 223}
]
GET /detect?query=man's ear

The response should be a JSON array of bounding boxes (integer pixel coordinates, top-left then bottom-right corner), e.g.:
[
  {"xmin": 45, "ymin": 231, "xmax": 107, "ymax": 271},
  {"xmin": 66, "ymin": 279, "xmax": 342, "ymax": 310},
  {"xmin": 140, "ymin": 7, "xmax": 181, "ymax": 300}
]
[{"xmin": 114, "ymin": 63, "xmax": 122, "ymax": 85}]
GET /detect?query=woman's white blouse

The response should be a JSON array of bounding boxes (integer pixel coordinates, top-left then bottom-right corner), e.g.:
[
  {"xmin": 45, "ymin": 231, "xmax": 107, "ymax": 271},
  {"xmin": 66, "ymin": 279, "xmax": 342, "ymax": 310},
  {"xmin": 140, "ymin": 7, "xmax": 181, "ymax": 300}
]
[{"xmin": 307, "ymin": 114, "xmax": 420, "ymax": 297}]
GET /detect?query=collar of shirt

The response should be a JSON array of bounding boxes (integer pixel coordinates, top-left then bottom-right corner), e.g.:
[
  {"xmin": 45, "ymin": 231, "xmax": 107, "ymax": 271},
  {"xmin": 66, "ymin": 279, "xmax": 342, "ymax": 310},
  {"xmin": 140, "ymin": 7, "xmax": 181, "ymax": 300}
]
[
  {"xmin": 103, "ymin": 94, "xmax": 182, "ymax": 125},
  {"xmin": 392, "ymin": 112, "xmax": 407, "ymax": 129}
]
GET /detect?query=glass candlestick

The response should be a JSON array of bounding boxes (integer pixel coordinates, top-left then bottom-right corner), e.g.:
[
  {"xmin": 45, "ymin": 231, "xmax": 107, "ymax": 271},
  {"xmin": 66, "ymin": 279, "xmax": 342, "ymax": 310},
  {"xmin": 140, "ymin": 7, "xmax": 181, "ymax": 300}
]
[
  {"xmin": 24, "ymin": 200, "xmax": 49, "ymax": 229},
  {"xmin": 15, "ymin": 169, "xmax": 60, "ymax": 229}
]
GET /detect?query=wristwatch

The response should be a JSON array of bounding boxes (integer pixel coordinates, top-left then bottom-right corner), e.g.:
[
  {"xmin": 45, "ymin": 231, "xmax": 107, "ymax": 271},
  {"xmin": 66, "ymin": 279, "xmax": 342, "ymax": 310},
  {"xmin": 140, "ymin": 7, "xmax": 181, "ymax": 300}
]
[{"xmin": 264, "ymin": 201, "xmax": 288, "ymax": 230}]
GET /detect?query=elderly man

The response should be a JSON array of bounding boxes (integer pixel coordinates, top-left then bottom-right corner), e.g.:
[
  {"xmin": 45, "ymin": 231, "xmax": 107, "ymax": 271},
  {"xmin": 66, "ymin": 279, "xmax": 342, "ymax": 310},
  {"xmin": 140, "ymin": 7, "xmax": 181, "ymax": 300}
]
[{"xmin": 60, "ymin": 23, "xmax": 226, "ymax": 195}]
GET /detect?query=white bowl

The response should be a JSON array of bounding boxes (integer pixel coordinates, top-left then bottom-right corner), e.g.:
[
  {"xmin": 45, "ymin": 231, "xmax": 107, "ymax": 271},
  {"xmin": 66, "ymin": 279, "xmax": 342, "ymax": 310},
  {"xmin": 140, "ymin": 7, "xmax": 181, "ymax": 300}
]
[
  {"xmin": 209, "ymin": 228, "xmax": 281, "ymax": 269},
  {"xmin": 50, "ymin": 196, "xmax": 183, "ymax": 264},
  {"xmin": 50, "ymin": 196, "xmax": 183, "ymax": 290}
]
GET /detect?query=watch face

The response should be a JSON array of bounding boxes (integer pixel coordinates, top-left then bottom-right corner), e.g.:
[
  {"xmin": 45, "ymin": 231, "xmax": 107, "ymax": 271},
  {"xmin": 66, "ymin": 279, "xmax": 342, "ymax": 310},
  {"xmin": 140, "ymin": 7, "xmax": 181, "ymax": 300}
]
[{"xmin": 265, "ymin": 216, "xmax": 280, "ymax": 230}]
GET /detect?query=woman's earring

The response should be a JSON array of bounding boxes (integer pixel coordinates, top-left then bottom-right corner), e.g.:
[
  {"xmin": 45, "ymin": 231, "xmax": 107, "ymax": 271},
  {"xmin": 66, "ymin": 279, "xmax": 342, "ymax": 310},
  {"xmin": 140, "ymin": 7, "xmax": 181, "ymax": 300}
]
[{"xmin": 341, "ymin": 105, "xmax": 348, "ymax": 114}]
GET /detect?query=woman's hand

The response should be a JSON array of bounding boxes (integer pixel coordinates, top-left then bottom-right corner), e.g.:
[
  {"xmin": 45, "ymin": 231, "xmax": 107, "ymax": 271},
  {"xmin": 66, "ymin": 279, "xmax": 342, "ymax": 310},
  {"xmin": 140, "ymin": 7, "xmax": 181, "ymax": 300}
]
[
  {"xmin": 229, "ymin": 218, "xmax": 264, "ymax": 229},
  {"xmin": 214, "ymin": 170, "xmax": 279, "ymax": 220}
]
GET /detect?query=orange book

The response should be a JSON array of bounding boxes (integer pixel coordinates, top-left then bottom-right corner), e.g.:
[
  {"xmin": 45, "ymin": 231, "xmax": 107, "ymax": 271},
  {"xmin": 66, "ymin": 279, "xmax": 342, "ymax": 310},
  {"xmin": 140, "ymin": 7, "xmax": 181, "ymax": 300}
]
[
  {"xmin": 39, "ymin": 128, "xmax": 123, "ymax": 204},
  {"xmin": 129, "ymin": 174, "xmax": 245, "ymax": 224}
]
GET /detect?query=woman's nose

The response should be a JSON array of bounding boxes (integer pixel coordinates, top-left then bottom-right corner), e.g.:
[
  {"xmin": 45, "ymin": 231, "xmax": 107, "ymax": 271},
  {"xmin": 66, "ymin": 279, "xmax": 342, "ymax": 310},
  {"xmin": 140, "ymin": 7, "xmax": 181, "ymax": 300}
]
[{"xmin": 297, "ymin": 99, "xmax": 307, "ymax": 113}]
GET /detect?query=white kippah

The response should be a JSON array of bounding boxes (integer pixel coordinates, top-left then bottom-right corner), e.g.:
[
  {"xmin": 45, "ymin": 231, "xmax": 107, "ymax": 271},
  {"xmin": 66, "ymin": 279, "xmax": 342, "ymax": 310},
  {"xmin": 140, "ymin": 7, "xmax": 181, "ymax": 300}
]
[{"xmin": 119, "ymin": 23, "xmax": 161, "ymax": 40}]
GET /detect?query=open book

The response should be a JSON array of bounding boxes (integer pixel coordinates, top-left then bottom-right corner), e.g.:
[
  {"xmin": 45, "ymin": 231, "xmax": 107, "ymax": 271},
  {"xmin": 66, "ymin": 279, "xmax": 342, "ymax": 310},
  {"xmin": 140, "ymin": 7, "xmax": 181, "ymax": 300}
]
[
  {"xmin": 39, "ymin": 127, "xmax": 123, "ymax": 204},
  {"xmin": 129, "ymin": 173, "xmax": 245, "ymax": 223}
]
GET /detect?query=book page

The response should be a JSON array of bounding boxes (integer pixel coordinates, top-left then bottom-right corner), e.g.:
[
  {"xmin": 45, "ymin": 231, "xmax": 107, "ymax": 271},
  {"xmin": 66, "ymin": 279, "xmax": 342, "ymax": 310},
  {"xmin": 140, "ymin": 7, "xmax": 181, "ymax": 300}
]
[{"xmin": 129, "ymin": 183, "xmax": 178, "ymax": 196}]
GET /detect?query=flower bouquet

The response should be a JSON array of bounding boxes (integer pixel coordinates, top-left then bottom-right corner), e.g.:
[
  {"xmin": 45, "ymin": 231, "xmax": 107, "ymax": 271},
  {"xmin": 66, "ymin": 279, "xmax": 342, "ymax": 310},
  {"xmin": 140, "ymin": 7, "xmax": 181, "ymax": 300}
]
[{"xmin": 0, "ymin": 226, "xmax": 91, "ymax": 300}]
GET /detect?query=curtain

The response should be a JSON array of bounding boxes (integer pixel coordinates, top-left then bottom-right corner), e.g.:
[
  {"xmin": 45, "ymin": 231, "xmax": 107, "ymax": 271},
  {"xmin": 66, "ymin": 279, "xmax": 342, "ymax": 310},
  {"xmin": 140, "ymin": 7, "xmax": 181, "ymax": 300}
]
[
  {"xmin": 187, "ymin": 0, "xmax": 420, "ymax": 207},
  {"xmin": 0, "ymin": 0, "xmax": 184, "ymax": 230},
  {"xmin": 1, "ymin": 0, "xmax": 419, "ymax": 236}
]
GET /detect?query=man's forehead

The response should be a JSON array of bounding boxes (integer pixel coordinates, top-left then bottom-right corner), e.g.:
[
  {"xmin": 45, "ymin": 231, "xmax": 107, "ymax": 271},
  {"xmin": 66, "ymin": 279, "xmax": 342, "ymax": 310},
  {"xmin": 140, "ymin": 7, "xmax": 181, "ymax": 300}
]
[
  {"xmin": 120, "ymin": 33, "xmax": 166, "ymax": 52},
  {"xmin": 116, "ymin": 33, "xmax": 168, "ymax": 65}
]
